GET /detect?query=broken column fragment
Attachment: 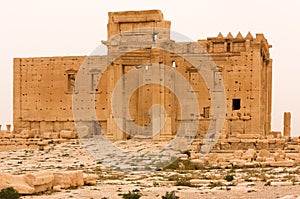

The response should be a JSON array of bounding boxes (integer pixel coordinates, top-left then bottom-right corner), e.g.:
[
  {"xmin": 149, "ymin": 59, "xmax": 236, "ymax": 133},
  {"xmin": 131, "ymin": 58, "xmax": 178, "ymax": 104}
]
[{"xmin": 283, "ymin": 112, "xmax": 291, "ymax": 137}]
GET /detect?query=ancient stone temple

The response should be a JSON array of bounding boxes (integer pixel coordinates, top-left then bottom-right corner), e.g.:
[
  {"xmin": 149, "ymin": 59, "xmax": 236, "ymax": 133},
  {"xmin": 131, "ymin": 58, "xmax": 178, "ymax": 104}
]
[{"xmin": 13, "ymin": 10, "xmax": 273, "ymax": 140}]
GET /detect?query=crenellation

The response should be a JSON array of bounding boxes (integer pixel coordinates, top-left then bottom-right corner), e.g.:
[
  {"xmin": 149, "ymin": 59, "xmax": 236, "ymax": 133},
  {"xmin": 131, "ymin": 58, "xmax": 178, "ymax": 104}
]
[
  {"xmin": 235, "ymin": 32, "xmax": 244, "ymax": 39},
  {"xmin": 245, "ymin": 31, "xmax": 254, "ymax": 40}
]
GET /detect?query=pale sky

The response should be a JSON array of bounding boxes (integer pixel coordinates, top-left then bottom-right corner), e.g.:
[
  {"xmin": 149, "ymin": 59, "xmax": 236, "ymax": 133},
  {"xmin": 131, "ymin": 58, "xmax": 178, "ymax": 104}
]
[{"xmin": 0, "ymin": 0, "xmax": 299, "ymax": 136}]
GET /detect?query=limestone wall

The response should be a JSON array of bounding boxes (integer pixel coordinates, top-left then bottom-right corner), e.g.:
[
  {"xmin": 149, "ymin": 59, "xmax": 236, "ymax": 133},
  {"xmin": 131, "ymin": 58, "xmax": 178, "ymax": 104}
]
[
  {"xmin": 13, "ymin": 56, "xmax": 85, "ymax": 133},
  {"xmin": 13, "ymin": 10, "xmax": 273, "ymax": 140},
  {"xmin": 199, "ymin": 32, "xmax": 272, "ymax": 136}
]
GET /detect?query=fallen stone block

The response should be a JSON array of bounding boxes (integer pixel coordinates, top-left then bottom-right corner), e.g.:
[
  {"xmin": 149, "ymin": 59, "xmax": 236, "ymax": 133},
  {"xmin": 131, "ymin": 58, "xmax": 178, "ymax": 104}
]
[
  {"xmin": 265, "ymin": 157, "xmax": 275, "ymax": 162},
  {"xmin": 258, "ymin": 149, "xmax": 270, "ymax": 158},
  {"xmin": 190, "ymin": 159, "xmax": 206, "ymax": 167},
  {"xmin": 179, "ymin": 154, "xmax": 189, "ymax": 160},
  {"xmin": 31, "ymin": 129, "xmax": 40, "ymax": 138},
  {"xmin": 273, "ymin": 152, "xmax": 283, "ymax": 161},
  {"xmin": 13, "ymin": 183, "xmax": 36, "ymax": 194},
  {"xmin": 206, "ymin": 153, "xmax": 218, "ymax": 164},
  {"xmin": 60, "ymin": 130, "xmax": 77, "ymax": 139},
  {"xmin": 231, "ymin": 159, "xmax": 246, "ymax": 167},
  {"xmin": 270, "ymin": 181, "xmax": 293, "ymax": 186},
  {"xmin": 42, "ymin": 132, "xmax": 60, "ymax": 139},
  {"xmin": 286, "ymin": 153, "xmax": 300, "ymax": 160},
  {"xmin": 53, "ymin": 170, "xmax": 84, "ymax": 189},
  {"xmin": 190, "ymin": 153, "xmax": 200, "ymax": 159},
  {"xmin": 256, "ymin": 157, "xmax": 264, "ymax": 162},
  {"xmin": 15, "ymin": 130, "xmax": 34, "ymax": 139},
  {"xmin": 41, "ymin": 132, "xmax": 53, "ymax": 139},
  {"xmin": 237, "ymin": 134, "xmax": 261, "ymax": 139},
  {"xmin": 25, "ymin": 172, "xmax": 54, "ymax": 193},
  {"xmin": 0, "ymin": 173, "xmax": 35, "ymax": 195},
  {"xmin": 276, "ymin": 139, "xmax": 286, "ymax": 144},
  {"xmin": 190, "ymin": 179, "xmax": 211, "ymax": 186},
  {"xmin": 233, "ymin": 150, "xmax": 243, "ymax": 158},
  {"xmin": 83, "ymin": 173, "xmax": 98, "ymax": 186},
  {"xmin": 52, "ymin": 132, "xmax": 60, "ymax": 139},
  {"xmin": 227, "ymin": 138, "xmax": 241, "ymax": 143},
  {"xmin": 4, "ymin": 133, "xmax": 14, "ymax": 139},
  {"xmin": 275, "ymin": 149, "xmax": 286, "ymax": 158},
  {"xmin": 269, "ymin": 160, "xmax": 294, "ymax": 167},
  {"xmin": 0, "ymin": 130, "xmax": 5, "ymax": 138},
  {"xmin": 241, "ymin": 139, "xmax": 257, "ymax": 143},
  {"xmin": 268, "ymin": 139, "xmax": 276, "ymax": 144},
  {"xmin": 256, "ymin": 140, "xmax": 269, "ymax": 149},
  {"xmin": 242, "ymin": 149, "xmax": 256, "ymax": 161},
  {"xmin": 37, "ymin": 140, "xmax": 48, "ymax": 146},
  {"xmin": 0, "ymin": 173, "xmax": 12, "ymax": 190},
  {"xmin": 53, "ymin": 185, "xmax": 61, "ymax": 192},
  {"xmin": 25, "ymin": 172, "xmax": 54, "ymax": 187}
]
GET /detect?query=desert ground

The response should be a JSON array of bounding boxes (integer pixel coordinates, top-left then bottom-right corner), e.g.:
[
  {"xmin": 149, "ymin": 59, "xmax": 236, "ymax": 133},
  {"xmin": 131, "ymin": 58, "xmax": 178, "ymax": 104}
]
[{"xmin": 0, "ymin": 139, "xmax": 300, "ymax": 199}]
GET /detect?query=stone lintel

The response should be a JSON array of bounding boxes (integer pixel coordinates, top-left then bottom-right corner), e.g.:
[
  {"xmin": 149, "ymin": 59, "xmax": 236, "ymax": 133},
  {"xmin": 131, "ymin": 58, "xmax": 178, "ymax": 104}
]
[{"xmin": 109, "ymin": 10, "xmax": 163, "ymax": 23}]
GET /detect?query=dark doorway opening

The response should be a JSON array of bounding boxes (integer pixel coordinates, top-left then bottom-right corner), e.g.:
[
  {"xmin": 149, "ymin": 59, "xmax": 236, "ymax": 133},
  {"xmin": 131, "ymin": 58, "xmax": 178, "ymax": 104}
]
[{"xmin": 232, "ymin": 99, "xmax": 241, "ymax": 110}]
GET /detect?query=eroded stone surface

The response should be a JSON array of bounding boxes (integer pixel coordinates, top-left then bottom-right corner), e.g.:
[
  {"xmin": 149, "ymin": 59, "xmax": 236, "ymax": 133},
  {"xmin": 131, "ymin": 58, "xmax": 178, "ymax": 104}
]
[{"xmin": 12, "ymin": 10, "xmax": 274, "ymax": 141}]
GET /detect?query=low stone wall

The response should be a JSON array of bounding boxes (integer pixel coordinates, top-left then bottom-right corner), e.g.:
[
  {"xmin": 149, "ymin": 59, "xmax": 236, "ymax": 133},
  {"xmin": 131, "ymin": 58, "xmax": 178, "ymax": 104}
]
[
  {"xmin": 190, "ymin": 136, "xmax": 300, "ymax": 152},
  {"xmin": 0, "ymin": 171, "xmax": 98, "ymax": 194},
  {"xmin": 186, "ymin": 137, "xmax": 300, "ymax": 168},
  {"xmin": 0, "ymin": 137, "xmax": 77, "ymax": 152},
  {"xmin": 0, "ymin": 129, "xmax": 77, "ymax": 139},
  {"xmin": 186, "ymin": 149, "xmax": 300, "ymax": 169}
]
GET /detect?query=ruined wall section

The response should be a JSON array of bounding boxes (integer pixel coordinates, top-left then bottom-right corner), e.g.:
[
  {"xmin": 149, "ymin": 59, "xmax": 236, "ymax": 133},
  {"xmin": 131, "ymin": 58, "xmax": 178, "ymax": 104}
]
[
  {"xmin": 104, "ymin": 10, "xmax": 175, "ymax": 140},
  {"xmin": 13, "ymin": 56, "xmax": 86, "ymax": 133},
  {"xmin": 104, "ymin": 10, "xmax": 212, "ymax": 140},
  {"xmin": 198, "ymin": 32, "xmax": 272, "ymax": 137},
  {"xmin": 13, "ymin": 10, "xmax": 273, "ymax": 140}
]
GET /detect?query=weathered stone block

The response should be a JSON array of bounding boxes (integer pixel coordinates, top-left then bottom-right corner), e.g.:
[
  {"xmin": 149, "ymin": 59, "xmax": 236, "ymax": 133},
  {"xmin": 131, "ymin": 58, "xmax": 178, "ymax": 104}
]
[
  {"xmin": 270, "ymin": 181, "xmax": 293, "ymax": 186},
  {"xmin": 53, "ymin": 171, "xmax": 84, "ymax": 188},
  {"xmin": 41, "ymin": 132, "xmax": 52, "ymax": 139},
  {"xmin": 273, "ymin": 152, "xmax": 283, "ymax": 161},
  {"xmin": 31, "ymin": 129, "xmax": 40, "ymax": 138},
  {"xmin": 60, "ymin": 130, "xmax": 77, "ymax": 139},
  {"xmin": 233, "ymin": 150, "xmax": 243, "ymax": 158},
  {"xmin": 242, "ymin": 149, "xmax": 256, "ymax": 161},
  {"xmin": 269, "ymin": 160, "xmax": 294, "ymax": 167},
  {"xmin": 275, "ymin": 149, "xmax": 286, "ymax": 158},
  {"xmin": 19, "ymin": 129, "xmax": 35, "ymax": 138},
  {"xmin": 83, "ymin": 173, "xmax": 98, "ymax": 186},
  {"xmin": 25, "ymin": 172, "xmax": 54, "ymax": 187},
  {"xmin": 237, "ymin": 134, "xmax": 261, "ymax": 139},
  {"xmin": 0, "ymin": 173, "xmax": 35, "ymax": 195},
  {"xmin": 258, "ymin": 149, "xmax": 270, "ymax": 158}
]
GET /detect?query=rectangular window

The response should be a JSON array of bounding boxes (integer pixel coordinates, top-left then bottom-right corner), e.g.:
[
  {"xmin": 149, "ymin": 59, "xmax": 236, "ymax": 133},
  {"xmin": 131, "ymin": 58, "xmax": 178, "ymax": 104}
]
[
  {"xmin": 227, "ymin": 42, "xmax": 231, "ymax": 52},
  {"xmin": 153, "ymin": 33, "xmax": 158, "ymax": 41},
  {"xmin": 67, "ymin": 73, "xmax": 76, "ymax": 92},
  {"xmin": 232, "ymin": 99, "xmax": 241, "ymax": 110},
  {"xmin": 91, "ymin": 73, "xmax": 99, "ymax": 92},
  {"xmin": 172, "ymin": 61, "xmax": 176, "ymax": 68},
  {"xmin": 203, "ymin": 107, "xmax": 210, "ymax": 118}
]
